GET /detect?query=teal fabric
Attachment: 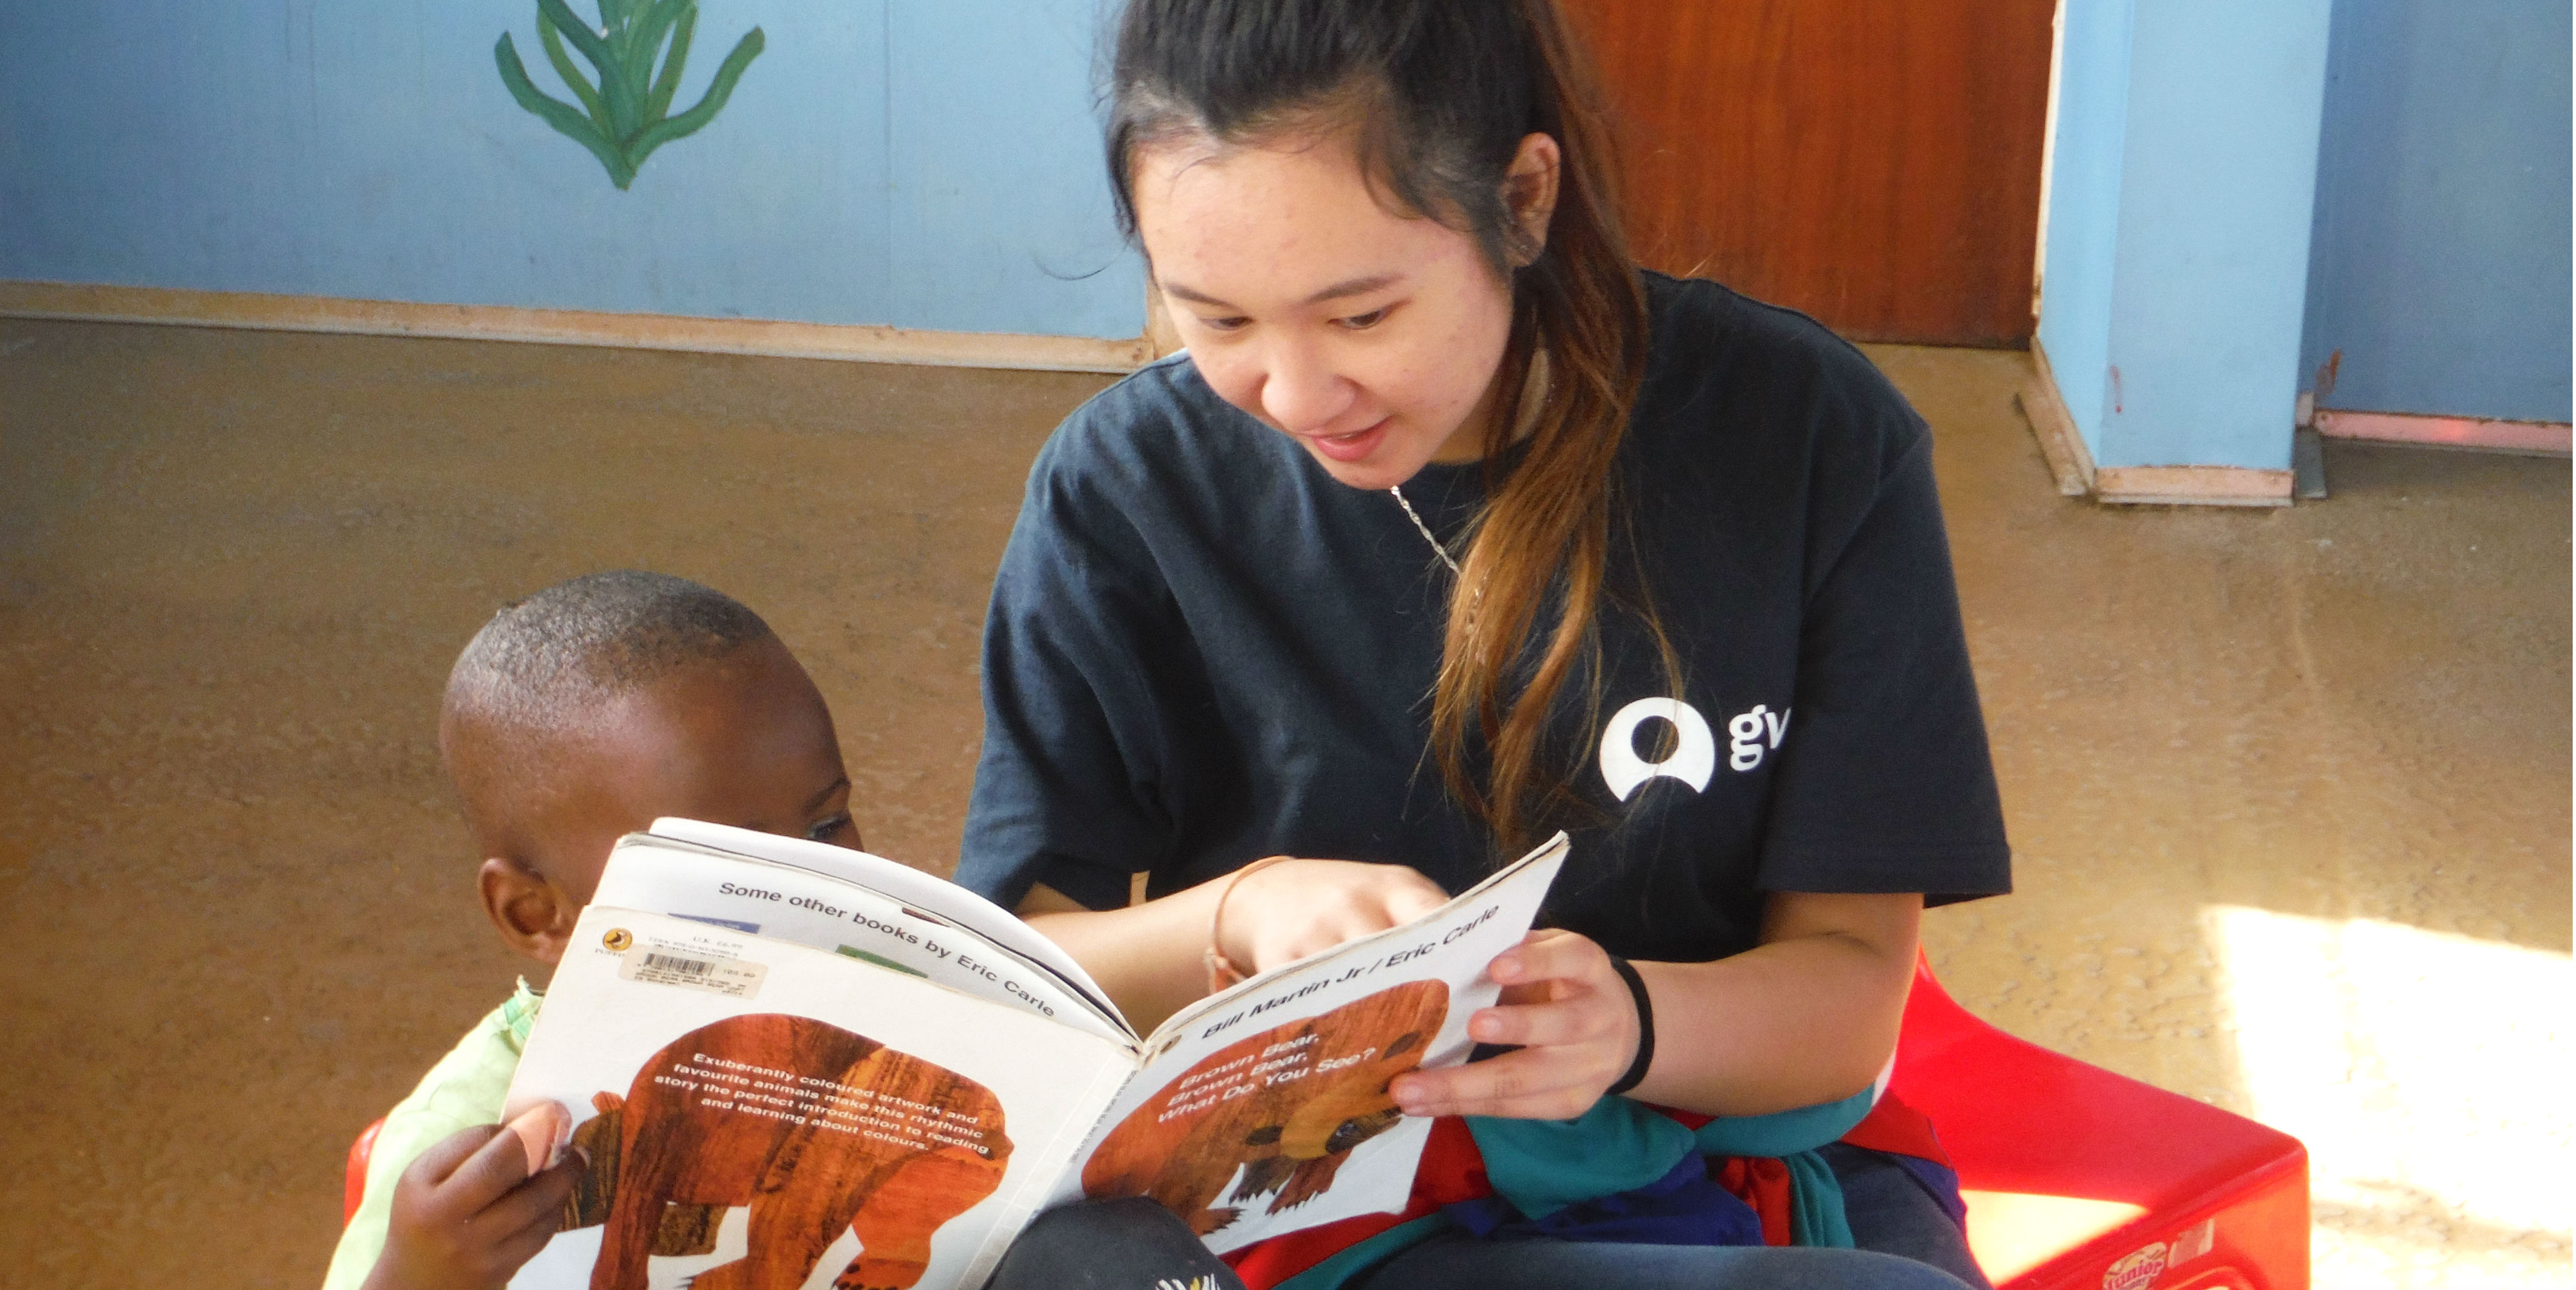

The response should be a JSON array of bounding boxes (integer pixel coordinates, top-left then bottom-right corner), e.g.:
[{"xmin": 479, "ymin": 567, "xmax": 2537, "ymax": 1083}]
[
  {"xmin": 1689, "ymin": 1084, "xmax": 1876, "ymax": 1158},
  {"xmin": 1462, "ymin": 1086, "xmax": 1876, "ymax": 1244},
  {"xmin": 1465, "ymin": 1097, "xmax": 1702, "ymax": 1219},
  {"xmin": 1784, "ymin": 1149, "xmax": 1853, "ymax": 1246},
  {"xmin": 1690, "ymin": 1084, "xmax": 1875, "ymax": 1250}
]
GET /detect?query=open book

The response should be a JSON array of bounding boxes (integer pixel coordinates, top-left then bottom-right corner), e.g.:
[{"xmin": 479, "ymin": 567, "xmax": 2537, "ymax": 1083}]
[{"xmin": 503, "ymin": 821, "xmax": 1568, "ymax": 1290}]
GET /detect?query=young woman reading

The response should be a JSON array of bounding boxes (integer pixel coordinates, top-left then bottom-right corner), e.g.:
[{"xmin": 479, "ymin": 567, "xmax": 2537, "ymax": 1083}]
[{"xmin": 960, "ymin": 3, "xmax": 2010, "ymax": 1287}]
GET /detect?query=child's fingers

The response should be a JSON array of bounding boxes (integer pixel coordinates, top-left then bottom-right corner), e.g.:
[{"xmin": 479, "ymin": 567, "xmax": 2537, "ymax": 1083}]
[
  {"xmin": 481, "ymin": 1209, "xmax": 567, "ymax": 1279},
  {"xmin": 408, "ymin": 1123, "xmax": 510, "ymax": 1190},
  {"xmin": 477, "ymin": 1148, "xmax": 585, "ymax": 1235},
  {"xmin": 436, "ymin": 1117, "xmax": 542, "ymax": 1213},
  {"xmin": 503, "ymin": 1101, "xmax": 571, "ymax": 1177}
]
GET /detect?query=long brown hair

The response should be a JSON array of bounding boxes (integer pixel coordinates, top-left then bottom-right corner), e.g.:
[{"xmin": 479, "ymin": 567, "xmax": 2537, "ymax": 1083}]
[{"xmin": 1107, "ymin": 0, "xmax": 1655, "ymax": 851}]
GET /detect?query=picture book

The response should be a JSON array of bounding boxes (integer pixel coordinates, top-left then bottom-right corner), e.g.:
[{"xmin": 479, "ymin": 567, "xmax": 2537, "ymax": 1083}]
[{"xmin": 501, "ymin": 822, "xmax": 1569, "ymax": 1290}]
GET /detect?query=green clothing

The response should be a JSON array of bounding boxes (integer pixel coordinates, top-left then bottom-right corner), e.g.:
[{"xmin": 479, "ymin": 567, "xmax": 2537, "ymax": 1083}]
[{"xmin": 321, "ymin": 982, "xmax": 542, "ymax": 1290}]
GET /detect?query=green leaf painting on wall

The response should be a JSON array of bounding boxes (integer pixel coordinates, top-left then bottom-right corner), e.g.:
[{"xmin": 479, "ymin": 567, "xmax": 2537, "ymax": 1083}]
[{"xmin": 495, "ymin": 0, "xmax": 765, "ymax": 190}]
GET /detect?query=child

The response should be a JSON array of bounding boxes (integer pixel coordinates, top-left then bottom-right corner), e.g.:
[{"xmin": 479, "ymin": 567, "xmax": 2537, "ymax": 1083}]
[{"xmin": 323, "ymin": 571, "xmax": 866, "ymax": 1290}]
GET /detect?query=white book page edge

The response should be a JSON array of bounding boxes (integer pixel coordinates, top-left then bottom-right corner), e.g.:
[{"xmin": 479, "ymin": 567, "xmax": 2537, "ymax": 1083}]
[
  {"xmin": 593, "ymin": 838, "xmax": 1134, "ymax": 1046},
  {"xmin": 645, "ymin": 817, "xmax": 1117, "ymax": 1020}
]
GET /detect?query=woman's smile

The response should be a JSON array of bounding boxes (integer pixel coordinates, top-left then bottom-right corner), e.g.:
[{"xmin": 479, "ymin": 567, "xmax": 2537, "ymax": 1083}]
[{"xmin": 1300, "ymin": 416, "xmax": 1395, "ymax": 464}]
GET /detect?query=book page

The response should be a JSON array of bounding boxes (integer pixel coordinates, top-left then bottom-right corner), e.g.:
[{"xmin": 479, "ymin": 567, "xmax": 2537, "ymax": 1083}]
[
  {"xmin": 646, "ymin": 817, "xmax": 1118, "ymax": 1022},
  {"xmin": 593, "ymin": 836, "xmax": 1133, "ymax": 1045},
  {"xmin": 1059, "ymin": 835, "xmax": 1569, "ymax": 1255},
  {"xmin": 505, "ymin": 908, "xmax": 1134, "ymax": 1290}
]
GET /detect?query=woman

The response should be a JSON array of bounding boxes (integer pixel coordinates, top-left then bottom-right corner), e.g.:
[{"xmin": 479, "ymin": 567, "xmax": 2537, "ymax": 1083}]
[{"xmin": 963, "ymin": 2, "xmax": 2009, "ymax": 1287}]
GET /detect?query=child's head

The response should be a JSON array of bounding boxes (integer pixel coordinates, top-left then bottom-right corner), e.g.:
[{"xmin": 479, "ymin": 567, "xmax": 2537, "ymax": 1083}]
[{"xmin": 440, "ymin": 571, "xmax": 858, "ymax": 965}]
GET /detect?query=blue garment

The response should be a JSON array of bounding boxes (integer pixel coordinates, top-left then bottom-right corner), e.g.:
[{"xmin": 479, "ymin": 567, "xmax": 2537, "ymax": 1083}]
[
  {"xmin": 1445, "ymin": 1150, "xmax": 1767, "ymax": 1247},
  {"xmin": 1347, "ymin": 1228, "xmax": 1978, "ymax": 1290},
  {"xmin": 1266, "ymin": 1137, "xmax": 1991, "ymax": 1290}
]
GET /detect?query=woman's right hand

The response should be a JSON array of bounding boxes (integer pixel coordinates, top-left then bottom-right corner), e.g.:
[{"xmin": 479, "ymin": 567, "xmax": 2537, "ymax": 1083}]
[{"xmin": 1216, "ymin": 857, "xmax": 1451, "ymax": 977}]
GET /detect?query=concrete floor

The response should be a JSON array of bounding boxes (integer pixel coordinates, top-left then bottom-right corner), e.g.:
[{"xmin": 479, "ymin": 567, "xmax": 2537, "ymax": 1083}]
[{"xmin": 0, "ymin": 319, "xmax": 2565, "ymax": 1288}]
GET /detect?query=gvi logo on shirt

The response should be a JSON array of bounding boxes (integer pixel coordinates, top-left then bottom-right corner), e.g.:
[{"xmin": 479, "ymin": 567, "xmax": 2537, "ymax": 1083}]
[
  {"xmin": 1598, "ymin": 698, "xmax": 1791, "ymax": 800},
  {"xmin": 1725, "ymin": 703, "xmax": 1791, "ymax": 771}
]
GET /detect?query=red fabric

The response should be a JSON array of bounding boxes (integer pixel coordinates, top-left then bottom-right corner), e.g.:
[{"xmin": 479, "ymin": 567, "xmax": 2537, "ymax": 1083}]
[
  {"xmin": 1224, "ymin": 1094, "xmax": 1952, "ymax": 1287},
  {"xmin": 1840, "ymin": 1090, "xmax": 1950, "ymax": 1167},
  {"xmin": 1711, "ymin": 1154, "xmax": 1798, "ymax": 1246}
]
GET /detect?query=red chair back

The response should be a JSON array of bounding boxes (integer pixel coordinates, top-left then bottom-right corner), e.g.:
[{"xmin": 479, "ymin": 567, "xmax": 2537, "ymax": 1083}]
[
  {"xmin": 1891, "ymin": 958, "xmax": 2309, "ymax": 1289},
  {"xmin": 345, "ymin": 1117, "xmax": 386, "ymax": 1225}
]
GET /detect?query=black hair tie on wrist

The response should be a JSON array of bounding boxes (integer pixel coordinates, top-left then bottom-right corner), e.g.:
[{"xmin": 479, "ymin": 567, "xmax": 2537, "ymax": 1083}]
[{"xmin": 1602, "ymin": 955, "xmax": 1655, "ymax": 1097}]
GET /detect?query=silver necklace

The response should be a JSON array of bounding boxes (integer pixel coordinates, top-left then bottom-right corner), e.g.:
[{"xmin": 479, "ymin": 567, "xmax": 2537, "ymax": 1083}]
[{"xmin": 1389, "ymin": 484, "xmax": 1463, "ymax": 576}]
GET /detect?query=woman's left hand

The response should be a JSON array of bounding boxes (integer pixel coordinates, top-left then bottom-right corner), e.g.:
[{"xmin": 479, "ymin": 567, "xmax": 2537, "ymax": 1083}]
[{"xmin": 1387, "ymin": 929, "xmax": 1640, "ymax": 1120}]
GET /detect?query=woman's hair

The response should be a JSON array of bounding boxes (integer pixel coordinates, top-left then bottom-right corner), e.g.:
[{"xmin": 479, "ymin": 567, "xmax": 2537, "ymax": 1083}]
[{"xmin": 1106, "ymin": 0, "xmax": 1656, "ymax": 850}]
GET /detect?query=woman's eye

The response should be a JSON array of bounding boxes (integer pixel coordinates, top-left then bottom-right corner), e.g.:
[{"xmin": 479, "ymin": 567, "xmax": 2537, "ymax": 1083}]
[
  {"xmin": 805, "ymin": 812, "xmax": 854, "ymax": 843},
  {"xmin": 1338, "ymin": 308, "xmax": 1391, "ymax": 330},
  {"xmin": 1197, "ymin": 315, "xmax": 1251, "ymax": 333}
]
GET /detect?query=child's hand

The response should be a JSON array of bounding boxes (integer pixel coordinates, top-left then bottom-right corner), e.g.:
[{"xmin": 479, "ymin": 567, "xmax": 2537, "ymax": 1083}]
[{"xmin": 361, "ymin": 1115, "xmax": 584, "ymax": 1290}]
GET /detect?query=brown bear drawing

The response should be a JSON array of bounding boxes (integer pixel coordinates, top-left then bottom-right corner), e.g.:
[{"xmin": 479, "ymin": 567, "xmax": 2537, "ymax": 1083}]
[
  {"xmin": 578, "ymin": 1013, "xmax": 1012, "ymax": 1290},
  {"xmin": 1081, "ymin": 980, "xmax": 1448, "ymax": 1236}
]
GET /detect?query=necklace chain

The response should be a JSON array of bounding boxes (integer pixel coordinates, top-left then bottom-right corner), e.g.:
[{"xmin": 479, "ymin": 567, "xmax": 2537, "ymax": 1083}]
[{"xmin": 1388, "ymin": 484, "xmax": 1463, "ymax": 576}]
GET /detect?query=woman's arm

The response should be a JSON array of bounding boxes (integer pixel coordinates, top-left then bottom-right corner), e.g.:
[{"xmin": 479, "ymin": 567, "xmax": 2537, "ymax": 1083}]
[
  {"xmin": 1017, "ymin": 858, "xmax": 1452, "ymax": 1034},
  {"xmin": 1388, "ymin": 891, "xmax": 1922, "ymax": 1120}
]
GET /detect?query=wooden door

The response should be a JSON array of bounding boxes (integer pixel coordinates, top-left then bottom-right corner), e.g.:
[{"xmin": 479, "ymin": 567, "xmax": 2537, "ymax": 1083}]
[{"xmin": 1562, "ymin": 1, "xmax": 2056, "ymax": 347}]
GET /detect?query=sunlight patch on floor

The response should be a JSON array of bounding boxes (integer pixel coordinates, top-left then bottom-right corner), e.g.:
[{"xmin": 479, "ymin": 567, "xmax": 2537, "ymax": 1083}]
[{"xmin": 2203, "ymin": 906, "xmax": 2572, "ymax": 1287}]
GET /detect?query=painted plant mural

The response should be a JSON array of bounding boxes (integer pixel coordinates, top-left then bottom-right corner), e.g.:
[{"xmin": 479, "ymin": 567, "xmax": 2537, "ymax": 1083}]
[{"xmin": 495, "ymin": 0, "xmax": 764, "ymax": 189}]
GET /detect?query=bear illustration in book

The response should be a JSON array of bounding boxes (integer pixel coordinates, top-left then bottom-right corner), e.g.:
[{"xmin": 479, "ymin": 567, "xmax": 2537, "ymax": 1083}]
[
  {"xmin": 1082, "ymin": 980, "xmax": 1448, "ymax": 1236},
  {"xmin": 561, "ymin": 1013, "xmax": 1012, "ymax": 1290}
]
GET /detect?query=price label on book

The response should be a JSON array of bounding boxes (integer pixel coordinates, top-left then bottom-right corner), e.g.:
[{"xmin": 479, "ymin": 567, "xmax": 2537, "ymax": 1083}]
[{"xmin": 617, "ymin": 945, "xmax": 768, "ymax": 1000}]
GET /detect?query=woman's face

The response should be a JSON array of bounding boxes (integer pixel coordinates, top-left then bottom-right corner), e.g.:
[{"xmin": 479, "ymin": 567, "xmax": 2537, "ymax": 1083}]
[{"xmin": 1130, "ymin": 132, "xmax": 1532, "ymax": 492}]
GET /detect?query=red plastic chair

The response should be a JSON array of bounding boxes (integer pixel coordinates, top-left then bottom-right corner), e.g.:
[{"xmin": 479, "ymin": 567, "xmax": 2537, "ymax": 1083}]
[
  {"xmin": 345, "ymin": 1117, "xmax": 386, "ymax": 1225},
  {"xmin": 345, "ymin": 963, "xmax": 2310, "ymax": 1289},
  {"xmin": 1890, "ymin": 958, "xmax": 2309, "ymax": 1290}
]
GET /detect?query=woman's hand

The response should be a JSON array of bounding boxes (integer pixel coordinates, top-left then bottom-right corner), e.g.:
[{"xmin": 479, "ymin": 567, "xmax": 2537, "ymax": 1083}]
[
  {"xmin": 1387, "ymin": 929, "xmax": 1639, "ymax": 1121},
  {"xmin": 1017, "ymin": 857, "xmax": 1451, "ymax": 1034},
  {"xmin": 1218, "ymin": 858, "xmax": 1451, "ymax": 976},
  {"xmin": 362, "ymin": 1119, "xmax": 584, "ymax": 1290}
]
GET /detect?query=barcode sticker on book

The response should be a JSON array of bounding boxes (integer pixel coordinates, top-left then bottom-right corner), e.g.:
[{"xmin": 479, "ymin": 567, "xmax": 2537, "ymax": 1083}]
[{"xmin": 618, "ymin": 945, "xmax": 767, "ymax": 999}]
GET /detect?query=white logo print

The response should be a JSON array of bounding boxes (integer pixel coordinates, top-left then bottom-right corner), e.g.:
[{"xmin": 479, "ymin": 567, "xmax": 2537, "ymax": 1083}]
[
  {"xmin": 1598, "ymin": 698, "xmax": 1716, "ymax": 800},
  {"xmin": 1726, "ymin": 704, "xmax": 1791, "ymax": 771}
]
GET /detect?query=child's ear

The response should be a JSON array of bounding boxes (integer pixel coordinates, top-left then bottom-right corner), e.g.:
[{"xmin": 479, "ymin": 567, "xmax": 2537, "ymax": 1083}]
[{"xmin": 479, "ymin": 857, "xmax": 577, "ymax": 965}]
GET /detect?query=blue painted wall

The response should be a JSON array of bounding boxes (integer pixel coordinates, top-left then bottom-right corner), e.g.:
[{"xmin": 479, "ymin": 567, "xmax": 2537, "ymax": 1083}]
[
  {"xmin": 2103, "ymin": 1, "xmax": 2333, "ymax": 470},
  {"xmin": 2296, "ymin": 0, "xmax": 2573, "ymax": 423},
  {"xmin": 2034, "ymin": 0, "xmax": 2134, "ymax": 449},
  {"xmin": 0, "ymin": 0, "xmax": 1145, "ymax": 340},
  {"xmin": 2036, "ymin": 0, "xmax": 2333, "ymax": 472}
]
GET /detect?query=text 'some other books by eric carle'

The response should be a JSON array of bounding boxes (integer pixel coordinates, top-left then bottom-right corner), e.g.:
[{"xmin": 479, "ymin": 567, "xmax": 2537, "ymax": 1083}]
[{"xmin": 501, "ymin": 818, "xmax": 1569, "ymax": 1290}]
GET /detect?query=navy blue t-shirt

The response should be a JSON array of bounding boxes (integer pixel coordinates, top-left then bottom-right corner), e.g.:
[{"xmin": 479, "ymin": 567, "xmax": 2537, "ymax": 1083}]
[{"xmin": 958, "ymin": 273, "xmax": 2008, "ymax": 965}]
